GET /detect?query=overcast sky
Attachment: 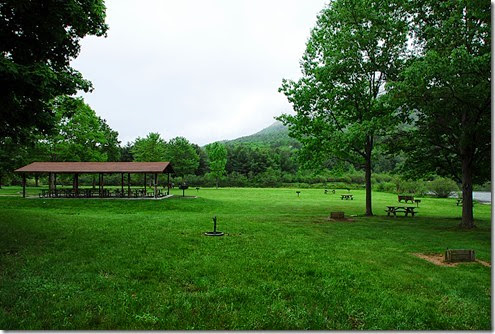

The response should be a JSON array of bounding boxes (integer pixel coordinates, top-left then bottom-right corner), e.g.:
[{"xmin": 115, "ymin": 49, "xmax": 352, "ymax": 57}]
[{"xmin": 72, "ymin": 0, "xmax": 327, "ymax": 146}]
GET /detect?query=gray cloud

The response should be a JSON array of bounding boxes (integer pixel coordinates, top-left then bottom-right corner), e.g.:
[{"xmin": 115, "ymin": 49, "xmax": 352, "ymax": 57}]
[{"xmin": 72, "ymin": 0, "xmax": 327, "ymax": 145}]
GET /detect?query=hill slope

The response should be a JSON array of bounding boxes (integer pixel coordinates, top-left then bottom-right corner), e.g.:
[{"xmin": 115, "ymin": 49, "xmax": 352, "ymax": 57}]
[{"xmin": 224, "ymin": 121, "xmax": 299, "ymax": 147}]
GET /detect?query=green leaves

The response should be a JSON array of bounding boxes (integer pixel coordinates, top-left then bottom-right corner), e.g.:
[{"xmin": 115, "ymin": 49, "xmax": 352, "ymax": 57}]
[
  {"xmin": 205, "ymin": 142, "xmax": 227, "ymax": 187},
  {"xmin": 0, "ymin": 0, "xmax": 108, "ymax": 143},
  {"xmin": 35, "ymin": 96, "xmax": 120, "ymax": 163},
  {"xmin": 279, "ymin": 0, "xmax": 409, "ymax": 215},
  {"xmin": 132, "ymin": 133, "xmax": 167, "ymax": 162},
  {"xmin": 388, "ymin": 0, "xmax": 490, "ymax": 185},
  {"xmin": 165, "ymin": 137, "xmax": 200, "ymax": 179}
]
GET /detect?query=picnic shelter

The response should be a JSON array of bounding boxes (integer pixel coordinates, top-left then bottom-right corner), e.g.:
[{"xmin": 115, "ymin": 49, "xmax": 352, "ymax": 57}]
[{"xmin": 15, "ymin": 162, "xmax": 174, "ymax": 199}]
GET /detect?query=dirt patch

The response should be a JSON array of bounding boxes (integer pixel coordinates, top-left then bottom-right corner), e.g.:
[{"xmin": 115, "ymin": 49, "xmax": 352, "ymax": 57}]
[
  {"xmin": 327, "ymin": 217, "xmax": 355, "ymax": 222},
  {"xmin": 412, "ymin": 253, "xmax": 491, "ymax": 267}
]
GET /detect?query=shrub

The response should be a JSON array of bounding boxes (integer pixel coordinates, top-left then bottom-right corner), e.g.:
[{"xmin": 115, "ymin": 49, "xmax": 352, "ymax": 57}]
[
  {"xmin": 375, "ymin": 181, "xmax": 396, "ymax": 193},
  {"xmin": 394, "ymin": 178, "xmax": 427, "ymax": 196},
  {"xmin": 428, "ymin": 177, "xmax": 459, "ymax": 198}
]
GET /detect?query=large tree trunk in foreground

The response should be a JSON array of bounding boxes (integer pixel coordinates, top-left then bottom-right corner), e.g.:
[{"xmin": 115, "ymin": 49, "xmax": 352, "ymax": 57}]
[
  {"xmin": 364, "ymin": 156, "xmax": 373, "ymax": 216},
  {"xmin": 459, "ymin": 155, "xmax": 475, "ymax": 228},
  {"xmin": 364, "ymin": 137, "xmax": 373, "ymax": 216}
]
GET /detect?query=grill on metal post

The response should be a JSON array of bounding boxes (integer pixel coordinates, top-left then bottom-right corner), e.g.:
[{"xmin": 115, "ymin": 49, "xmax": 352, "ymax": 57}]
[{"xmin": 204, "ymin": 216, "xmax": 224, "ymax": 236}]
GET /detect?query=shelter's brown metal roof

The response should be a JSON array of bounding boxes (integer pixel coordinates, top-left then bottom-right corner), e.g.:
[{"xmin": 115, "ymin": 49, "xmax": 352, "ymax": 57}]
[{"xmin": 15, "ymin": 162, "xmax": 174, "ymax": 174}]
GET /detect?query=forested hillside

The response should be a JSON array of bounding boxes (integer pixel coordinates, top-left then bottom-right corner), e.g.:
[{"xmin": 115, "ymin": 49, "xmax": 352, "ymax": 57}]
[{"xmin": 223, "ymin": 121, "xmax": 300, "ymax": 148}]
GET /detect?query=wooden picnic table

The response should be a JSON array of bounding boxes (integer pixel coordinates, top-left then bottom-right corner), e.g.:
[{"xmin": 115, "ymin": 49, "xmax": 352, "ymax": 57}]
[
  {"xmin": 398, "ymin": 195, "xmax": 415, "ymax": 203},
  {"xmin": 341, "ymin": 194, "xmax": 353, "ymax": 200},
  {"xmin": 385, "ymin": 206, "xmax": 417, "ymax": 217}
]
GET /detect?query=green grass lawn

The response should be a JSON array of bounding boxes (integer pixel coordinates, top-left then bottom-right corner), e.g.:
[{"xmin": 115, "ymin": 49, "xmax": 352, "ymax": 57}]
[{"xmin": 0, "ymin": 187, "xmax": 491, "ymax": 329}]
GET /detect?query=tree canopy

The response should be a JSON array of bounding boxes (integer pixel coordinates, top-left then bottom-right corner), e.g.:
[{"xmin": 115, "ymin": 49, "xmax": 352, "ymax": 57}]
[
  {"xmin": 389, "ymin": 0, "xmax": 490, "ymax": 228},
  {"xmin": 131, "ymin": 133, "xmax": 167, "ymax": 162},
  {"xmin": 0, "ymin": 0, "xmax": 108, "ymax": 143},
  {"xmin": 165, "ymin": 137, "xmax": 199, "ymax": 180},
  {"xmin": 34, "ymin": 96, "xmax": 120, "ymax": 162},
  {"xmin": 205, "ymin": 142, "xmax": 228, "ymax": 188},
  {"xmin": 279, "ymin": 0, "xmax": 408, "ymax": 215}
]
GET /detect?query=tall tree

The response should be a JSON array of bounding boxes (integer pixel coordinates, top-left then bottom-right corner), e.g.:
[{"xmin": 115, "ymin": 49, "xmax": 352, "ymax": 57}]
[
  {"xmin": 278, "ymin": 0, "xmax": 408, "ymax": 215},
  {"xmin": 165, "ymin": 137, "xmax": 199, "ymax": 181},
  {"xmin": 131, "ymin": 133, "xmax": 166, "ymax": 162},
  {"xmin": 120, "ymin": 142, "xmax": 135, "ymax": 162},
  {"xmin": 35, "ymin": 96, "xmax": 120, "ymax": 162},
  {"xmin": 0, "ymin": 136, "xmax": 28, "ymax": 188},
  {"xmin": 0, "ymin": 0, "xmax": 108, "ymax": 143},
  {"xmin": 389, "ymin": 0, "xmax": 490, "ymax": 228},
  {"xmin": 192, "ymin": 144, "xmax": 209, "ymax": 176},
  {"xmin": 205, "ymin": 142, "xmax": 228, "ymax": 188}
]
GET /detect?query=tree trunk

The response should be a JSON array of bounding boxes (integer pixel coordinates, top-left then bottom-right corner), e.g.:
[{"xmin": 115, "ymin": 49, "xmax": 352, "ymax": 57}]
[
  {"xmin": 0, "ymin": 173, "xmax": 2, "ymax": 189},
  {"xmin": 459, "ymin": 155, "xmax": 475, "ymax": 228},
  {"xmin": 364, "ymin": 137, "xmax": 373, "ymax": 216},
  {"xmin": 216, "ymin": 176, "xmax": 219, "ymax": 189},
  {"xmin": 364, "ymin": 155, "xmax": 373, "ymax": 216}
]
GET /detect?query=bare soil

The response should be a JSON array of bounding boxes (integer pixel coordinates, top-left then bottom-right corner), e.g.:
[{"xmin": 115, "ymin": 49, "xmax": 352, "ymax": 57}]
[{"xmin": 412, "ymin": 253, "xmax": 491, "ymax": 267}]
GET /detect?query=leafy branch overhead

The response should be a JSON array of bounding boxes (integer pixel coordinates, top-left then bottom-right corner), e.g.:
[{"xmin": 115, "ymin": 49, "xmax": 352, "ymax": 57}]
[{"xmin": 0, "ymin": 0, "xmax": 108, "ymax": 143}]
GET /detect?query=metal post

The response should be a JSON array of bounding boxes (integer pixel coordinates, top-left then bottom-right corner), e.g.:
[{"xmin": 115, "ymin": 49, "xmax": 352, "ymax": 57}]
[
  {"xmin": 75, "ymin": 173, "xmax": 79, "ymax": 197},
  {"xmin": 127, "ymin": 173, "xmax": 131, "ymax": 197},
  {"xmin": 22, "ymin": 173, "xmax": 26, "ymax": 198},
  {"xmin": 154, "ymin": 173, "xmax": 158, "ymax": 198}
]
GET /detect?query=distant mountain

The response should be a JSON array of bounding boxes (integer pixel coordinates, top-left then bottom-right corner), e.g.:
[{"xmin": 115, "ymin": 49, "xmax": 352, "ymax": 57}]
[{"xmin": 223, "ymin": 121, "xmax": 300, "ymax": 147}]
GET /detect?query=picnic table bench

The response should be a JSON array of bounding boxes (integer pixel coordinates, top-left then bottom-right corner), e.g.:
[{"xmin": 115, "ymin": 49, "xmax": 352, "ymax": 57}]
[
  {"xmin": 385, "ymin": 206, "xmax": 417, "ymax": 217},
  {"xmin": 398, "ymin": 195, "xmax": 415, "ymax": 203},
  {"xmin": 341, "ymin": 194, "xmax": 353, "ymax": 200},
  {"xmin": 457, "ymin": 198, "xmax": 463, "ymax": 206}
]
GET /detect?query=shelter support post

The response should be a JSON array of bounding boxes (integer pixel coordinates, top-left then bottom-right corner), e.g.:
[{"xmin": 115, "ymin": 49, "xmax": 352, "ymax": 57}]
[
  {"xmin": 121, "ymin": 173, "xmax": 124, "ymax": 196},
  {"xmin": 22, "ymin": 173, "xmax": 26, "ymax": 198},
  {"xmin": 74, "ymin": 173, "xmax": 79, "ymax": 196},
  {"xmin": 144, "ymin": 173, "xmax": 146, "ymax": 192},
  {"xmin": 154, "ymin": 173, "xmax": 158, "ymax": 198},
  {"xmin": 167, "ymin": 173, "xmax": 170, "ymax": 195},
  {"xmin": 127, "ymin": 173, "xmax": 131, "ymax": 197},
  {"xmin": 54, "ymin": 173, "xmax": 57, "ymax": 195}
]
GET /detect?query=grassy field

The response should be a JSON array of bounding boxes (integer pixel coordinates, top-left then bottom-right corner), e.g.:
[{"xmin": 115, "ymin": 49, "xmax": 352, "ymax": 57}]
[{"xmin": 0, "ymin": 186, "xmax": 491, "ymax": 329}]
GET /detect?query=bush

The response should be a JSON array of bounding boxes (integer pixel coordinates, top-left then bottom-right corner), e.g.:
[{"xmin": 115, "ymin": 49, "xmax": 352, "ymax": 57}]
[
  {"xmin": 375, "ymin": 181, "xmax": 396, "ymax": 193},
  {"xmin": 428, "ymin": 177, "xmax": 459, "ymax": 198},
  {"xmin": 394, "ymin": 178, "xmax": 427, "ymax": 196}
]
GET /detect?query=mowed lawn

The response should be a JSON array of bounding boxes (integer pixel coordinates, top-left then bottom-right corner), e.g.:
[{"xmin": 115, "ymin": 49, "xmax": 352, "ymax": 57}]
[{"xmin": 0, "ymin": 187, "xmax": 491, "ymax": 330}]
